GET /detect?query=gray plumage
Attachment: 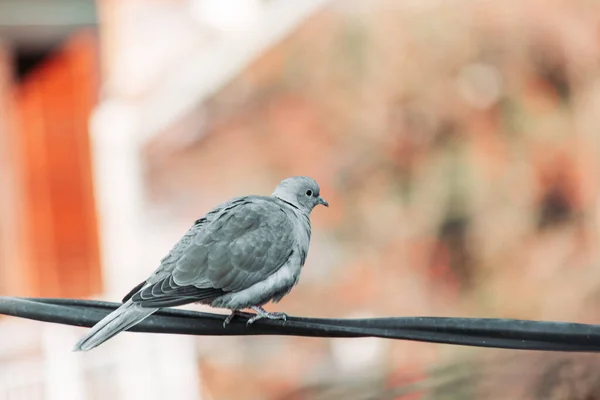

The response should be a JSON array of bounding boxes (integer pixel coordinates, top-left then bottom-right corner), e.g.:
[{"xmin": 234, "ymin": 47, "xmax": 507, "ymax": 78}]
[{"xmin": 73, "ymin": 176, "xmax": 328, "ymax": 351}]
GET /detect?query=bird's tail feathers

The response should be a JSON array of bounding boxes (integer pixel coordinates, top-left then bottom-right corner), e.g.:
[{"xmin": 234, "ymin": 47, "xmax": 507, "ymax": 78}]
[{"xmin": 73, "ymin": 300, "xmax": 157, "ymax": 352}]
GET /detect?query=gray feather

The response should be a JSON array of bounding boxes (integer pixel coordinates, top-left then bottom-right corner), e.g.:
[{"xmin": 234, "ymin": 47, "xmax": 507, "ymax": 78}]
[
  {"xmin": 133, "ymin": 197, "xmax": 298, "ymax": 306},
  {"xmin": 72, "ymin": 300, "xmax": 156, "ymax": 352}
]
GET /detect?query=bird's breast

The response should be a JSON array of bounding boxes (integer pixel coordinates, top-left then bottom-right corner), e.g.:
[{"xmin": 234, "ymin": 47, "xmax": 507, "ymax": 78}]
[{"xmin": 292, "ymin": 212, "xmax": 311, "ymax": 266}]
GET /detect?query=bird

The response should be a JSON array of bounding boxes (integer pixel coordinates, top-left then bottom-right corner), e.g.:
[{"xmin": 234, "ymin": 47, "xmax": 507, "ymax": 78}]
[{"xmin": 73, "ymin": 176, "xmax": 328, "ymax": 351}]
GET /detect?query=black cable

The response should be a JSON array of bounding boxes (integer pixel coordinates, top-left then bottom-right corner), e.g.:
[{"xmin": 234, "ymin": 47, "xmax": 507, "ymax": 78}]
[{"xmin": 1, "ymin": 296, "xmax": 600, "ymax": 352}]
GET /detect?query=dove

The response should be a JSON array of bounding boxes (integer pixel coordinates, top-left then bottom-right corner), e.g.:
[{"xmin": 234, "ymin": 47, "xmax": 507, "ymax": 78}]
[{"xmin": 73, "ymin": 176, "xmax": 328, "ymax": 351}]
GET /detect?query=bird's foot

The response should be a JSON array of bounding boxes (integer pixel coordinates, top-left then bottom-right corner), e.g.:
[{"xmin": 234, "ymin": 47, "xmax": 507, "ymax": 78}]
[
  {"xmin": 223, "ymin": 310, "xmax": 245, "ymax": 328},
  {"xmin": 246, "ymin": 306, "xmax": 287, "ymax": 326}
]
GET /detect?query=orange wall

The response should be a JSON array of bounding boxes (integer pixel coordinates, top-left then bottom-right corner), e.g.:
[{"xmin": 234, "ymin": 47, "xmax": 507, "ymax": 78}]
[{"xmin": 3, "ymin": 31, "xmax": 102, "ymax": 298}]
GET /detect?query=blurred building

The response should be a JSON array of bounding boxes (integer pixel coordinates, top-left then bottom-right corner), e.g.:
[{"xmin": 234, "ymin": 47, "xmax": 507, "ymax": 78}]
[
  {"xmin": 3, "ymin": 0, "xmax": 600, "ymax": 399},
  {"xmin": 0, "ymin": 1, "xmax": 335, "ymax": 399}
]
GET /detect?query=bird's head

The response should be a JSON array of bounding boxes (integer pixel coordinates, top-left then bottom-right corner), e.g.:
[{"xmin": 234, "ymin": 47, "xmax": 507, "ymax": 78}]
[{"xmin": 272, "ymin": 176, "xmax": 329, "ymax": 213}]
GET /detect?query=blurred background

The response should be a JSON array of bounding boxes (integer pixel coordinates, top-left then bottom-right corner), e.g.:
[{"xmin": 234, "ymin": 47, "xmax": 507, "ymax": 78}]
[{"xmin": 2, "ymin": 0, "xmax": 600, "ymax": 399}]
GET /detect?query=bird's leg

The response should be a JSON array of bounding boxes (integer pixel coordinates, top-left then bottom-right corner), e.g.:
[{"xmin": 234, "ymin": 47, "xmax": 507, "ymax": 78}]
[
  {"xmin": 246, "ymin": 306, "xmax": 288, "ymax": 325},
  {"xmin": 223, "ymin": 310, "xmax": 244, "ymax": 328}
]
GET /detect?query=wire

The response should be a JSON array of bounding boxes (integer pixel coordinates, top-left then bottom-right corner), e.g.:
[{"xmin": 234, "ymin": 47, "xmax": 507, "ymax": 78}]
[{"xmin": 1, "ymin": 296, "xmax": 600, "ymax": 352}]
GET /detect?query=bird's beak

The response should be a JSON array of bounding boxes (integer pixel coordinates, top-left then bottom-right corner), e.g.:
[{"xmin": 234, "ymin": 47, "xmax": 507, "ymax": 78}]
[{"xmin": 317, "ymin": 197, "xmax": 329, "ymax": 207}]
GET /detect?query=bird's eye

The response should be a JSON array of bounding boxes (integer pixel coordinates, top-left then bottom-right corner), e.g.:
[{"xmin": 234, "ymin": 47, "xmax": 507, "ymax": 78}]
[{"xmin": 305, "ymin": 190, "xmax": 313, "ymax": 197}]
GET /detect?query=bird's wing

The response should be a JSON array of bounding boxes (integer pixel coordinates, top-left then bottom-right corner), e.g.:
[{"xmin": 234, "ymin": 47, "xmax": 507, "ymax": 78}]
[
  {"xmin": 120, "ymin": 202, "xmax": 227, "ymax": 303},
  {"xmin": 129, "ymin": 197, "xmax": 298, "ymax": 308}
]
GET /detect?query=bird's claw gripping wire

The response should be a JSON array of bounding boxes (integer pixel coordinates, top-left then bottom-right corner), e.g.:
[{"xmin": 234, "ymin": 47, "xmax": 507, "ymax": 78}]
[
  {"xmin": 222, "ymin": 306, "xmax": 288, "ymax": 327},
  {"xmin": 247, "ymin": 306, "xmax": 287, "ymax": 325},
  {"xmin": 222, "ymin": 310, "xmax": 244, "ymax": 328}
]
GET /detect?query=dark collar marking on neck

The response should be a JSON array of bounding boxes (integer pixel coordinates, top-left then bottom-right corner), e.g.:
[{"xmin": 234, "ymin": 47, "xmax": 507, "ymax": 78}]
[{"xmin": 278, "ymin": 197, "xmax": 300, "ymax": 210}]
